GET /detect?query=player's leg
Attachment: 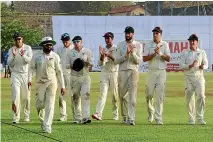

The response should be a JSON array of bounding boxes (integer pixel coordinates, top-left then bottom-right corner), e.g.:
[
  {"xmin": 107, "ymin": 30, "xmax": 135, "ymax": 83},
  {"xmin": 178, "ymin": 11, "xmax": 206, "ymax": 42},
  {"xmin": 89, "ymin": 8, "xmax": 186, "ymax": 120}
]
[
  {"xmin": 81, "ymin": 75, "xmax": 91, "ymax": 124},
  {"xmin": 70, "ymin": 76, "xmax": 82, "ymax": 123},
  {"xmin": 42, "ymin": 81, "xmax": 57, "ymax": 133},
  {"xmin": 118, "ymin": 71, "xmax": 128, "ymax": 123},
  {"xmin": 20, "ymin": 73, "xmax": 30, "ymax": 122},
  {"xmin": 58, "ymin": 75, "xmax": 68, "ymax": 121},
  {"xmin": 145, "ymin": 71, "xmax": 157, "ymax": 123},
  {"xmin": 127, "ymin": 70, "xmax": 139, "ymax": 125},
  {"xmin": 11, "ymin": 73, "xmax": 21, "ymax": 123},
  {"xmin": 110, "ymin": 72, "xmax": 119, "ymax": 120},
  {"xmin": 155, "ymin": 70, "xmax": 166, "ymax": 125},
  {"xmin": 35, "ymin": 82, "xmax": 46, "ymax": 122},
  {"xmin": 185, "ymin": 77, "xmax": 196, "ymax": 124},
  {"xmin": 92, "ymin": 72, "xmax": 109, "ymax": 120},
  {"xmin": 196, "ymin": 78, "xmax": 206, "ymax": 125}
]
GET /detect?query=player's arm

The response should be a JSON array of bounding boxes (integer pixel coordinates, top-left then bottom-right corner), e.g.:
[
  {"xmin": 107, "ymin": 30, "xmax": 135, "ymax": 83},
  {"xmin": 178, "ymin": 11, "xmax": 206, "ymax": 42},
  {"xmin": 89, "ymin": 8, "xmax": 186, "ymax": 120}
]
[
  {"xmin": 55, "ymin": 55, "xmax": 65, "ymax": 86},
  {"xmin": 198, "ymin": 51, "xmax": 208, "ymax": 70},
  {"xmin": 66, "ymin": 52, "xmax": 72, "ymax": 69},
  {"xmin": 22, "ymin": 46, "xmax": 33, "ymax": 64},
  {"xmin": 143, "ymin": 44, "xmax": 156, "ymax": 62},
  {"xmin": 55, "ymin": 55, "xmax": 65, "ymax": 95},
  {"xmin": 7, "ymin": 48, "xmax": 16, "ymax": 67},
  {"xmin": 114, "ymin": 43, "xmax": 127, "ymax": 64},
  {"xmin": 28, "ymin": 54, "xmax": 36, "ymax": 88},
  {"xmin": 159, "ymin": 42, "xmax": 170, "ymax": 62},
  {"xmin": 130, "ymin": 43, "xmax": 142, "ymax": 64},
  {"xmin": 180, "ymin": 51, "xmax": 191, "ymax": 70},
  {"xmin": 84, "ymin": 50, "xmax": 93, "ymax": 66}
]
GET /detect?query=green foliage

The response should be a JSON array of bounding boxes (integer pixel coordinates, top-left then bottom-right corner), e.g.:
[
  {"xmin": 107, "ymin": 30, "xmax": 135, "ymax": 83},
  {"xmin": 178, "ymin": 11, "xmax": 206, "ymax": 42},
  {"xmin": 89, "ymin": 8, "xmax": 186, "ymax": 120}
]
[{"xmin": 1, "ymin": 3, "xmax": 43, "ymax": 50}]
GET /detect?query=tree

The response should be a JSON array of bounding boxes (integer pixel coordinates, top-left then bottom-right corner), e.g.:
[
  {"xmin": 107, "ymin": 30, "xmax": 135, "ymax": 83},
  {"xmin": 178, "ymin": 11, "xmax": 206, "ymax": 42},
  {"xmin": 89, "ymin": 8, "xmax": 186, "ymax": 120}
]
[{"xmin": 1, "ymin": 3, "xmax": 43, "ymax": 50}]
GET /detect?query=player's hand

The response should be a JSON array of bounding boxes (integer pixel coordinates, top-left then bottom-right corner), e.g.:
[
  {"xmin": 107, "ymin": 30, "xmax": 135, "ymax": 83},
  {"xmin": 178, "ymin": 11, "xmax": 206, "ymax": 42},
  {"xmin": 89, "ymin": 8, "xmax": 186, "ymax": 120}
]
[
  {"xmin": 126, "ymin": 43, "xmax": 134, "ymax": 55},
  {"xmin": 199, "ymin": 64, "xmax": 204, "ymax": 70},
  {"xmin": 189, "ymin": 60, "xmax": 198, "ymax": 69},
  {"xmin": 154, "ymin": 47, "xmax": 160, "ymax": 54},
  {"xmin": 99, "ymin": 46, "xmax": 104, "ymax": 55},
  {"xmin": 28, "ymin": 82, "xmax": 32, "ymax": 90},
  {"xmin": 12, "ymin": 48, "xmax": 16, "ymax": 56},
  {"xmin": 20, "ymin": 48, "xmax": 24, "ymax": 56},
  {"xmin": 61, "ymin": 88, "xmax": 66, "ymax": 96}
]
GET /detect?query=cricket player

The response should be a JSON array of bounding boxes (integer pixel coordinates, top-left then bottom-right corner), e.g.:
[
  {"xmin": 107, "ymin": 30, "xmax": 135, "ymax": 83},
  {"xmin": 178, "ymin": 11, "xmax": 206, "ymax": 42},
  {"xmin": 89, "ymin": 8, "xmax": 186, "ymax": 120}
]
[
  {"xmin": 8, "ymin": 32, "xmax": 32, "ymax": 124},
  {"xmin": 180, "ymin": 34, "xmax": 208, "ymax": 125},
  {"xmin": 115, "ymin": 26, "xmax": 143, "ymax": 126},
  {"xmin": 92, "ymin": 32, "xmax": 119, "ymax": 121},
  {"xmin": 28, "ymin": 37, "xmax": 65, "ymax": 133},
  {"xmin": 143, "ymin": 27, "xmax": 170, "ymax": 125},
  {"xmin": 56, "ymin": 33, "xmax": 73, "ymax": 121},
  {"xmin": 66, "ymin": 36, "xmax": 93, "ymax": 124}
]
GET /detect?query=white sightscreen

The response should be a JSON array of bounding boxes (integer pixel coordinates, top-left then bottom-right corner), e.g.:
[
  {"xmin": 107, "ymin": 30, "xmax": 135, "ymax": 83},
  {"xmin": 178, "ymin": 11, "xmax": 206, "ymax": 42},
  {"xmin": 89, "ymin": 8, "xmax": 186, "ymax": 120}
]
[{"xmin": 52, "ymin": 16, "xmax": 213, "ymax": 72}]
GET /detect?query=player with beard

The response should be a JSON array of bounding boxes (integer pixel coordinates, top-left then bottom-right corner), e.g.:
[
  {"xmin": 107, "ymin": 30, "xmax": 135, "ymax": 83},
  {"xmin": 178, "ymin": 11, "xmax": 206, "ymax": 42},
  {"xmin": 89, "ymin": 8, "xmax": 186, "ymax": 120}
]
[
  {"xmin": 28, "ymin": 37, "xmax": 65, "ymax": 133},
  {"xmin": 115, "ymin": 26, "xmax": 143, "ymax": 125}
]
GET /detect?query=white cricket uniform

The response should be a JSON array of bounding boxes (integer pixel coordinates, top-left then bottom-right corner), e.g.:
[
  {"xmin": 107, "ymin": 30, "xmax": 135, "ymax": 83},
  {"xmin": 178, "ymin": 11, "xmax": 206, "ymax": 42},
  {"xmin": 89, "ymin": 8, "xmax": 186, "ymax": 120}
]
[
  {"xmin": 28, "ymin": 51, "xmax": 65, "ymax": 132},
  {"xmin": 66, "ymin": 47, "xmax": 93, "ymax": 121},
  {"xmin": 95, "ymin": 44, "xmax": 119, "ymax": 119},
  {"xmin": 180, "ymin": 48, "xmax": 208, "ymax": 122},
  {"xmin": 115, "ymin": 40, "xmax": 142, "ymax": 121},
  {"xmin": 56, "ymin": 45, "xmax": 73, "ymax": 118},
  {"xmin": 143, "ymin": 40, "xmax": 170, "ymax": 122},
  {"xmin": 7, "ymin": 44, "xmax": 32, "ymax": 123}
]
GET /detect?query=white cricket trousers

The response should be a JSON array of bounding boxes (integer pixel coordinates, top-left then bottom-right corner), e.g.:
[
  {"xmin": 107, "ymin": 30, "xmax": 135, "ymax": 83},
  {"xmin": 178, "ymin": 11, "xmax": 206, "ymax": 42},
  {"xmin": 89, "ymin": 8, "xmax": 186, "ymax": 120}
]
[
  {"xmin": 11, "ymin": 72, "xmax": 30, "ymax": 122},
  {"xmin": 118, "ymin": 70, "xmax": 139, "ymax": 121},
  {"xmin": 35, "ymin": 79, "xmax": 57, "ymax": 132},
  {"xmin": 58, "ymin": 75, "xmax": 71, "ymax": 117},
  {"xmin": 70, "ymin": 75, "xmax": 91, "ymax": 121},
  {"xmin": 145, "ymin": 70, "xmax": 166, "ymax": 122},
  {"xmin": 184, "ymin": 75, "xmax": 205, "ymax": 122},
  {"xmin": 95, "ymin": 71, "xmax": 119, "ymax": 118}
]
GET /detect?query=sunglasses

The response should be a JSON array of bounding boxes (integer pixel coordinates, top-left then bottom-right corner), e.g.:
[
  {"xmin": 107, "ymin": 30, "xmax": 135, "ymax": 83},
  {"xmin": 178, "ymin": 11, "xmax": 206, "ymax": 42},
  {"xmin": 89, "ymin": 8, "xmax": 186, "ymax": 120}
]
[
  {"xmin": 73, "ymin": 40, "xmax": 81, "ymax": 44},
  {"xmin": 44, "ymin": 44, "xmax": 53, "ymax": 47},
  {"xmin": 15, "ymin": 38, "xmax": 22, "ymax": 41}
]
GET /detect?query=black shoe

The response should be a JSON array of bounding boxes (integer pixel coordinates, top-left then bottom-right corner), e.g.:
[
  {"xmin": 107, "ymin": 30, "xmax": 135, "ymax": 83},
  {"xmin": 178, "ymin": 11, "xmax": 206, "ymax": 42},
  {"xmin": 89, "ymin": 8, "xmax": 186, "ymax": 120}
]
[
  {"xmin": 129, "ymin": 120, "xmax": 135, "ymax": 126},
  {"xmin": 82, "ymin": 118, "xmax": 91, "ymax": 124}
]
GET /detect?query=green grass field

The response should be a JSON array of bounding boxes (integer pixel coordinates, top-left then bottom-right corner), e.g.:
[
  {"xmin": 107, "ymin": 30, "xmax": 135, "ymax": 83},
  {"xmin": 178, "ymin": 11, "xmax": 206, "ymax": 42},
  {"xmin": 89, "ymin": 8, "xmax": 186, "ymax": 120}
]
[{"xmin": 1, "ymin": 72, "xmax": 213, "ymax": 142}]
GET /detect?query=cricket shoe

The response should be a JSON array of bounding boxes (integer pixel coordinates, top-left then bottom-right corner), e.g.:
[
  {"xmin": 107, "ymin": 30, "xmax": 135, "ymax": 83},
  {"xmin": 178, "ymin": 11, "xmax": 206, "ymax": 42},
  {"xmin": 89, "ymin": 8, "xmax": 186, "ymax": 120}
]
[
  {"xmin": 148, "ymin": 115, "xmax": 154, "ymax": 123},
  {"xmin": 24, "ymin": 117, "xmax": 30, "ymax": 122},
  {"xmin": 92, "ymin": 113, "xmax": 102, "ymax": 120},
  {"xmin": 73, "ymin": 119, "xmax": 81, "ymax": 124},
  {"xmin": 58, "ymin": 116, "xmax": 67, "ymax": 122},
  {"xmin": 128, "ymin": 120, "xmax": 135, "ymax": 126},
  {"xmin": 198, "ymin": 119, "xmax": 206, "ymax": 125},
  {"xmin": 41, "ymin": 123, "xmax": 51, "ymax": 134},
  {"xmin": 82, "ymin": 118, "xmax": 92, "ymax": 124},
  {"xmin": 113, "ymin": 115, "xmax": 119, "ymax": 121},
  {"xmin": 156, "ymin": 119, "xmax": 163, "ymax": 125},
  {"xmin": 189, "ymin": 120, "xmax": 195, "ymax": 125}
]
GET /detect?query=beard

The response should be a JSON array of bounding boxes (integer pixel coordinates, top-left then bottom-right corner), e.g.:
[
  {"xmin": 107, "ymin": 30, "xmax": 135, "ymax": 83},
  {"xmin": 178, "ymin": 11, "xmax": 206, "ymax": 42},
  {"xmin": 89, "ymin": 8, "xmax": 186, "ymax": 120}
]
[
  {"xmin": 125, "ymin": 36, "xmax": 132, "ymax": 41},
  {"xmin": 43, "ymin": 47, "xmax": 52, "ymax": 54}
]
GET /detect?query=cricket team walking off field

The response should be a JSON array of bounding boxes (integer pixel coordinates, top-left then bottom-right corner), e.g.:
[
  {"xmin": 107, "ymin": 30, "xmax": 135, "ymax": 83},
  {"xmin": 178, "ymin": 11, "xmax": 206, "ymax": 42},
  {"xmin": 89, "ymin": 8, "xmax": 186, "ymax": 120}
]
[{"xmin": 7, "ymin": 26, "xmax": 208, "ymax": 133}]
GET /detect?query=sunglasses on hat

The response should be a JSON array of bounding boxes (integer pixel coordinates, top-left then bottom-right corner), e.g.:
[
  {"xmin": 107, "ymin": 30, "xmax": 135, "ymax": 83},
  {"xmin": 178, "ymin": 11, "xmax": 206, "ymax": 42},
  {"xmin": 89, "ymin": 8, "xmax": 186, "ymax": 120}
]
[
  {"xmin": 44, "ymin": 43, "xmax": 53, "ymax": 47},
  {"xmin": 73, "ymin": 40, "xmax": 81, "ymax": 44}
]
